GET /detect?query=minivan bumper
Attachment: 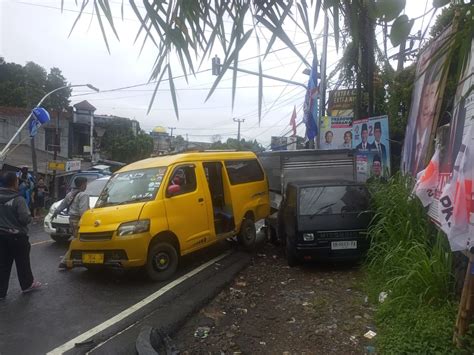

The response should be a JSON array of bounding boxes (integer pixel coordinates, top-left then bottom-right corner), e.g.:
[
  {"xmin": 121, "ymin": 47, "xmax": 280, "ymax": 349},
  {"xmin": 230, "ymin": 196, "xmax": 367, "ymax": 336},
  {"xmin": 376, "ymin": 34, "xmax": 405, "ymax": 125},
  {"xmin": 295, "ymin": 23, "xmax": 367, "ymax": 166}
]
[
  {"xmin": 67, "ymin": 232, "xmax": 150, "ymax": 268},
  {"xmin": 294, "ymin": 237, "xmax": 370, "ymax": 261}
]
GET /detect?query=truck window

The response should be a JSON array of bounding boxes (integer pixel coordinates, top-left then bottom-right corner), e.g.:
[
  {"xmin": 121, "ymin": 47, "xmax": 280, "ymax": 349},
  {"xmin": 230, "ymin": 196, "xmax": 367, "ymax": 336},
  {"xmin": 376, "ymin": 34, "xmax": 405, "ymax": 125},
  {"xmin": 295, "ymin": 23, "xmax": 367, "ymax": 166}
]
[
  {"xmin": 299, "ymin": 185, "xmax": 369, "ymax": 216},
  {"xmin": 225, "ymin": 159, "xmax": 264, "ymax": 185}
]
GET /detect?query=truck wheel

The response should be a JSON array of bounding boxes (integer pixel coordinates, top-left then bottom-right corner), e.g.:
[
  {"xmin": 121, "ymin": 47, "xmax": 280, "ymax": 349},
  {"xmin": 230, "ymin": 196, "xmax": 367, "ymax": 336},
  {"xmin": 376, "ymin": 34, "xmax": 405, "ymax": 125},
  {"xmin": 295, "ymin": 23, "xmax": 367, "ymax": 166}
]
[
  {"xmin": 50, "ymin": 234, "xmax": 70, "ymax": 243},
  {"xmin": 268, "ymin": 226, "xmax": 279, "ymax": 246},
  {"xmin": 146, "ymin": 242, "xmax": 178, "ymax": 281},
  {"xmin": 286, "ymin": 237, "xmax": 299, "ymax": 267},
  {"xmin": 238, "ymin": 218, "xmax": 257, "ymax": 251}
]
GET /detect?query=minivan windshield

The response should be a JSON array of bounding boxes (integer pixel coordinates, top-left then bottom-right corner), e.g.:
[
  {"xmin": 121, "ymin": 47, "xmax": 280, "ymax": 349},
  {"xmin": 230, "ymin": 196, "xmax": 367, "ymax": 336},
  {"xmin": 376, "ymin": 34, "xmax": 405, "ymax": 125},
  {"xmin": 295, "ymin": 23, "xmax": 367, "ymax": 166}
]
[
  {"xmin": 96, "ymin": 167, "xmax": 167, "ymax": 207},
  {"xmin": 299, "ymin": 185, "xmax": 369, "ymax": 216},
  {"xmin": 85, "ymin": 178, "xmax": 109, "ymax": 197}
]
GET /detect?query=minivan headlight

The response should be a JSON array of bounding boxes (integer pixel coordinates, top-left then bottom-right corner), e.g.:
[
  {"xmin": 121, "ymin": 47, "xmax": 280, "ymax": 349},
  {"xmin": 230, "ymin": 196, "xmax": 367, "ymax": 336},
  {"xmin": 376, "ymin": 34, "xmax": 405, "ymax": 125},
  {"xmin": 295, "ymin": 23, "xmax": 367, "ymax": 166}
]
[
  {"xmin": 117, "ymin": 220, "xmax": 150, "ymax": 236},
  {"xmin": 303, "ymin": 233, "xmax": 314, "ymax": 241}
]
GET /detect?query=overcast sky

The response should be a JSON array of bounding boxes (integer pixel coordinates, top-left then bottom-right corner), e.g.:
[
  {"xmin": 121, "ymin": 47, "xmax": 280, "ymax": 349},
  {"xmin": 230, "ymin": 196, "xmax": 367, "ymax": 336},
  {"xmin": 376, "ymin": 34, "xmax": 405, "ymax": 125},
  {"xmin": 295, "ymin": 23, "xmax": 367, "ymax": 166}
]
[{"xmin": 1, "ymin": 0, "xmax": 433, "ymax": 146}]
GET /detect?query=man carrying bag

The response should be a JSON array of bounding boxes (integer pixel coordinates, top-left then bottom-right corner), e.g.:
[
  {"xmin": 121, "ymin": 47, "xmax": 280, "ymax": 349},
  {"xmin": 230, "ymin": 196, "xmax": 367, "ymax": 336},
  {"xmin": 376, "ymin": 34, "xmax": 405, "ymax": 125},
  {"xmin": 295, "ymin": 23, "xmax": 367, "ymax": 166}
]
[
  {"xmin": 52, "ymin": 177, "xmax": 89, "ymax": 269},
  {"xmin": 0, "ymin": 172, "xmax": 41, "ymax": 299}
]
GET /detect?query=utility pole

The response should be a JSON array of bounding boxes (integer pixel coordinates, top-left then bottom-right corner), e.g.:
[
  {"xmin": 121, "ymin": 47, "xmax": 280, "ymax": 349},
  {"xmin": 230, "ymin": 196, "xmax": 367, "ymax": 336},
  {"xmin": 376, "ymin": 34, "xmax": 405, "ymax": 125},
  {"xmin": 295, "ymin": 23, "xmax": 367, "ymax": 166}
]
[
  {"xmin": 233, "ymin": 118, "xmax": 245, "ymax": 142},
  {"xmin": 30, "ymin": 136, "xmax": 38, "ymax": 178},
  {"xmin": 52, "ymin": 111, "xmax": 60, "ymax": 199},
  {"xmin": 168, "ymin": 126, "xmax": 176, "ymax": 151},
  {"xmin": 397, "ymin": 39, "xmax": 406, "ymax": 72},
  {"xmin": 319, "ymin": 10, "xmax": 329, "ymax": 118}
]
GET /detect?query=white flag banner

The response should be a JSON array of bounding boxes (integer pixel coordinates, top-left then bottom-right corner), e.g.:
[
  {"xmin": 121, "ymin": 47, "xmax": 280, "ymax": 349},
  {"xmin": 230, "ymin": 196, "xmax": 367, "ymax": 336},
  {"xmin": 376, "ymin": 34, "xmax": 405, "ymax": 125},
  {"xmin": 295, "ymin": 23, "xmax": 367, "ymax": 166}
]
[
  {"xmin": 439, "ymin": 124, "xmax": 474, "ymax": 251},
  {"xmin": 413, "ymin": 148, "xmax": 440, "ymax": 207}
]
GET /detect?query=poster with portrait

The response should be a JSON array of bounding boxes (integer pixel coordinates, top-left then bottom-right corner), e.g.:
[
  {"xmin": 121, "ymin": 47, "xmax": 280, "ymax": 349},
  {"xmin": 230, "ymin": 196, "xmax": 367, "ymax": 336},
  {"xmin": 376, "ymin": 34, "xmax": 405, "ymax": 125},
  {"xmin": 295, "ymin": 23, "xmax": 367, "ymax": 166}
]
[
  {"xmin": 353, "ymin": 115, "xmax": 391, "ymax": 180},
  {"xmin": 401, "ymin": 26, "xmax": 452, "ymax": 176},
  {"xmin": 319, "ymin": 116, "xmax": 353, "ymax": 149}
]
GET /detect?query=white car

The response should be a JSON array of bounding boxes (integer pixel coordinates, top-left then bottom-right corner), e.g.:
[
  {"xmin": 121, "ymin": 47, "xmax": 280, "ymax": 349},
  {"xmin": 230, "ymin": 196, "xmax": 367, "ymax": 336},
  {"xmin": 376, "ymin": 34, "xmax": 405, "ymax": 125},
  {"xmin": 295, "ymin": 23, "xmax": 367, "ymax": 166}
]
[{"xmin": 44, "ymin": 176, "xmax": 110, "ymax": 242}]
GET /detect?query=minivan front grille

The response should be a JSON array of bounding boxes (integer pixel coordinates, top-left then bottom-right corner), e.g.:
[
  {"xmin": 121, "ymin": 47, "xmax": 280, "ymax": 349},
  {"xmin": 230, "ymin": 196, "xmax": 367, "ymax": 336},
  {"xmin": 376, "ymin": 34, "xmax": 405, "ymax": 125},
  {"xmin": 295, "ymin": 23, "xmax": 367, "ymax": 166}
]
[
  {"xmin": 317, "ymin": 230, "xmax": 362, "ymax": 239},
  {"xmin": 79, "ymin": 231, "xmax": 114, "ymax": 241}
]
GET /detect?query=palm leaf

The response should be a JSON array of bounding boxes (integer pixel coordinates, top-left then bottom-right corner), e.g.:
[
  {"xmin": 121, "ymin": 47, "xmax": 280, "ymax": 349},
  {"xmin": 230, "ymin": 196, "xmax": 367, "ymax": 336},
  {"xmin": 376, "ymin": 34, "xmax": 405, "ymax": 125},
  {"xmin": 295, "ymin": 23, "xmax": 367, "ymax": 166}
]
[
  {"xmin": 147, "ymin": 63, "xmax": 169, "ymax": 115},
  {"xmin": 168, "ymin": 65, "xmax": 180, "ymax": 120}
]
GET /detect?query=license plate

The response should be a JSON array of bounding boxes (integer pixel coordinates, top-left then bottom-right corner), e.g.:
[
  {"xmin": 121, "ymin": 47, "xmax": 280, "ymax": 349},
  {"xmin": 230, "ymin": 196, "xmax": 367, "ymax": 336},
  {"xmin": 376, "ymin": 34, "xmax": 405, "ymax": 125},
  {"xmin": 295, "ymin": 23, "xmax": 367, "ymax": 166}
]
[
  {"xmin": 331, "ymin": 241, "xmax": 357, "ymax": 250},
  {"xmin": 82, "ymin": 253, "xmax": 104, "ymax": 264}
]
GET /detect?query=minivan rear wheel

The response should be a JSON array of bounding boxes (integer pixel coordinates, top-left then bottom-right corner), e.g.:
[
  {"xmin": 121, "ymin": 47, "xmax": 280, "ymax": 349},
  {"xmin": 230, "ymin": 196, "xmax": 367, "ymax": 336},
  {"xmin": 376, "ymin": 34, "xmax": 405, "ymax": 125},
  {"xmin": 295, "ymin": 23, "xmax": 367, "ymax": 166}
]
[
  {"xmin": 238, "ymin": 218, "xmax": 257, "ymax": 251},
  {"xmin": 146, "ymin": 242, "xmax": 178, "ymax": 281}
]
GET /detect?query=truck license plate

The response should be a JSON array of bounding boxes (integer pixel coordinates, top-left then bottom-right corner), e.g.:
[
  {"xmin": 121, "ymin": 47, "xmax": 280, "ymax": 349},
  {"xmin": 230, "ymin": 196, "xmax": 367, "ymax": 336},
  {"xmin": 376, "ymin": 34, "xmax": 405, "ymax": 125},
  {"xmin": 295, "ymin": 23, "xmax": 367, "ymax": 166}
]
[
  {"xmin": 331, "ymin": 241, "xmax": 357, "ymax": 250},
  {"xmin": 82, "ymin": 253, "xmax": 104, "ymax": 264}
]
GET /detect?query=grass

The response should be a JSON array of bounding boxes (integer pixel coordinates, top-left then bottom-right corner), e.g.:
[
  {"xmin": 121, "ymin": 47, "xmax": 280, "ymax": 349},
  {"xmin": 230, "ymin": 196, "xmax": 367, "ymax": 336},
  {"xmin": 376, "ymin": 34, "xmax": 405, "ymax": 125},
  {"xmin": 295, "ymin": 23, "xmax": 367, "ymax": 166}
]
[{"xmin": 364, "ymin": 173, "xmax": 460, "ymax": 353}]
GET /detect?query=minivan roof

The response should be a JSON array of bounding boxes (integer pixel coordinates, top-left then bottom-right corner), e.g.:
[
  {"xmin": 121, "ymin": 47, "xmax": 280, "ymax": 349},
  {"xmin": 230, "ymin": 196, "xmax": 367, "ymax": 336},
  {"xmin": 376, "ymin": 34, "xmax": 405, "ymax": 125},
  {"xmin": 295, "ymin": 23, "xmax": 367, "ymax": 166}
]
[{"xmin": 118, "ymin": 151, "xmax": 258, "ymax": 173}]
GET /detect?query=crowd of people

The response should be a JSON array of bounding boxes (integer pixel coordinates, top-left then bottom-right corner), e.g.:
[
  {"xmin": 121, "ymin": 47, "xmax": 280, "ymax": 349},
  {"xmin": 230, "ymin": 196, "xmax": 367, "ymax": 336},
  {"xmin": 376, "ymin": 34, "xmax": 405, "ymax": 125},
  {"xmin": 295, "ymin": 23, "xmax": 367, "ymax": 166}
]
[{"xmin": 0, "ymin": 166, "xmax": 50, "ymax": 222}]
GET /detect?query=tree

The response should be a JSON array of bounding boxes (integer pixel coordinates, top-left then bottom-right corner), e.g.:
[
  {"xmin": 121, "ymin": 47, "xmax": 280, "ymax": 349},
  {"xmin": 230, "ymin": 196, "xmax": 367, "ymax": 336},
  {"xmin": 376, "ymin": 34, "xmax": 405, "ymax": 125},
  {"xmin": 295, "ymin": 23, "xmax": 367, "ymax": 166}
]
[
  {"xmin": 210, "ymin": 138, "xmax": 264, "ymax": 152},
  {"xmin": 69, "ymin": 0, "xmax": 462, "ymax": 121},
  {"xmin": 45, "ymin": 68, "xmax": 71, "ymax": 111},
  {"xmin": 101, "ymin": 126, "xmax": 154, "ymax": 163},
  {"xmin": 23, "ymin": 61, "xmax": 47, "ymax": 108},
  {"xmin": 0, "ymin": 62, "xmax": 27, "ymax": 107},
  {"xmin": 0, "ymin": 61, "xmax": 71, "ymax": 110}
]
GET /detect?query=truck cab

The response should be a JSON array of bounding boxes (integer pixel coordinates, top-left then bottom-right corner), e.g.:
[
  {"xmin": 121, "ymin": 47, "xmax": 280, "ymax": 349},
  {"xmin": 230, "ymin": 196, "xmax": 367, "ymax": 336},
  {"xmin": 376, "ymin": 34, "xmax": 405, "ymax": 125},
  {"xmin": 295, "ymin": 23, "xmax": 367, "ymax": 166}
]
[{"xmin": 281, "ymin": 181, "xmax": 372, "ymax": 265}]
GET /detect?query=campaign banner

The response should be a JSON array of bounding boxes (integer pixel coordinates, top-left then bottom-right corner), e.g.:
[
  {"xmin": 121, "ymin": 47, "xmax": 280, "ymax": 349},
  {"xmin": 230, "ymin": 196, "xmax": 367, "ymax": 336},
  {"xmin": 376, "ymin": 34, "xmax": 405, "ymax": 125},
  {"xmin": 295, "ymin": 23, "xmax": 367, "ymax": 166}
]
[
  {"xmin": 401, "ymin": 26, "xmax": 452, "ymax": 176},
  {"xmin": 319, "ymin": 116, "xmax": 353, "ymax": 150},
  {"xmin": 353, "ymin": 115, "xmax": 391, "ymax": 180}
]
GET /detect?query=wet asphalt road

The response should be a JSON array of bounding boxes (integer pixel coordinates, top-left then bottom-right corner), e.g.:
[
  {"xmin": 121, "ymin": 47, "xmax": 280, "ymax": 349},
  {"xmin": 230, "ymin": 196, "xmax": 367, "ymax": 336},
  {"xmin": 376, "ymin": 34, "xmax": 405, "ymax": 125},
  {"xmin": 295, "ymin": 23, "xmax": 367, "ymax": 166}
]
[{"xmin": 0, "ymin": 223, "xmax": 235, "ymax": 355}]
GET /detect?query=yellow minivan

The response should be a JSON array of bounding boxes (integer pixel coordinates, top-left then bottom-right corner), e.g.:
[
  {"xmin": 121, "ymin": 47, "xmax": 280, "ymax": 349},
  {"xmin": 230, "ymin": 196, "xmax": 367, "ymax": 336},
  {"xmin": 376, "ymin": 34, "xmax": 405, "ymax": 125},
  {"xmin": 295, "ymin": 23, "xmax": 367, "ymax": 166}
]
[{"xmin": 66, "ymin": 151, "xmax": 270, "ymax": 280}]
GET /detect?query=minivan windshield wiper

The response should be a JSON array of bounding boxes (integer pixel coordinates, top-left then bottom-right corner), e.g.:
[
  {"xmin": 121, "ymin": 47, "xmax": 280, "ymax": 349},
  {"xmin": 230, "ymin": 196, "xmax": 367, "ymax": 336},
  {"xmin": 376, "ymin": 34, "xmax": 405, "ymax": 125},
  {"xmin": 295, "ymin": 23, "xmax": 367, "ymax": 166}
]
[
  {"xmin": 97, "ymin": 196, "xmax": 151, "ymax": 207},
  {"xmin": 309, "ymin": 203, "xmax": 336, "ymax": 219}
]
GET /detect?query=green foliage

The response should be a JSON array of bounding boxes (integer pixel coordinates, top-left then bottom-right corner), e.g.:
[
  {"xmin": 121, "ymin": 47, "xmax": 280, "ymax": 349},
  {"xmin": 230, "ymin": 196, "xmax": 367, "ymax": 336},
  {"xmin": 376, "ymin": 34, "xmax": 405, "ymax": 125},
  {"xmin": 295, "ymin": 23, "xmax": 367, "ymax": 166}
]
[
  {"xmin": 375, "ymin": 302, "xmax": 457, "ymax": 354},
  {"xmin": 376, "ymin": 0, "xmax": 405, "ymax": 22},
  {"xmin": 0, "ymin": 61, "xmax": 71, "ymax": 109},
  {"xmin": 101, "ymin": 127, "xmax": 154, "ymax": 164},
  {"xmin": 210, "ymin": 138, "xmax": 264, "ymax": 152},
  {"xmin": 364, "ymin": 174, "xmax": 458, "ymax": 353},
  {"xmin": 45, "ymin": 68, "xmax": 71, "ymax": 111}
]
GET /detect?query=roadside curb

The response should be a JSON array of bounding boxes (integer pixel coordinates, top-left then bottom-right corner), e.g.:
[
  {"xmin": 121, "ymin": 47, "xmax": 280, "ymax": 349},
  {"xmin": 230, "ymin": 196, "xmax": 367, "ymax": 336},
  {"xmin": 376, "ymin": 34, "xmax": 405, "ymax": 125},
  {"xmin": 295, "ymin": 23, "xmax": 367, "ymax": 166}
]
[{"xmin": 86, "ymin": 250, "xmax": 252, "ymax": 354}]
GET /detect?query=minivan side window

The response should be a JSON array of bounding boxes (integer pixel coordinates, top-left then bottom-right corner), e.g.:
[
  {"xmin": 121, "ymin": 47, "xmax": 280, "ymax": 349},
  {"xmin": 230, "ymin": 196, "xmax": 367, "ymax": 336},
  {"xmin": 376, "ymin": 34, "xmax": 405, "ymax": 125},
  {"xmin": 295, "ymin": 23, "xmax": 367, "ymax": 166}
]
[
  {"xmin": 225, "ymin": 159, "xmax": 264, "ymax": 185},
  {"xmin": 167, "ymin": 165, "xmax": 197, "ymax": 196}
]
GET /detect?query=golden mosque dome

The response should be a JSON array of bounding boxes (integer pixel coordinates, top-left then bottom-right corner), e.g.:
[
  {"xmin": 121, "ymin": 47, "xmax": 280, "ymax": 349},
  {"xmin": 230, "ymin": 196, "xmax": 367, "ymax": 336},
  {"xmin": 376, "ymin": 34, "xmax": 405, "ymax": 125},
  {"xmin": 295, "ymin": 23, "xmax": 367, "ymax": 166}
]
[{"xmin": 152, "ymin": 126, "xmax": 167, "ymax": 134}]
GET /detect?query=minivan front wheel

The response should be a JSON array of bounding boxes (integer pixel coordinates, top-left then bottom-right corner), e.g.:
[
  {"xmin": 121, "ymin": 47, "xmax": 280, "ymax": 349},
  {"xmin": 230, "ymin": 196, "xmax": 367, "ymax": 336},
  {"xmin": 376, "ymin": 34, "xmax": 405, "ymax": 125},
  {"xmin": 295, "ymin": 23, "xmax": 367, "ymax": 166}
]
[
  {"xmin": 146, "ymin": 242, "xmax": 178, "ymax": 281},
  {"xmin": 238, "ymin": 218, "xmax": 257, "ymax": 251}
]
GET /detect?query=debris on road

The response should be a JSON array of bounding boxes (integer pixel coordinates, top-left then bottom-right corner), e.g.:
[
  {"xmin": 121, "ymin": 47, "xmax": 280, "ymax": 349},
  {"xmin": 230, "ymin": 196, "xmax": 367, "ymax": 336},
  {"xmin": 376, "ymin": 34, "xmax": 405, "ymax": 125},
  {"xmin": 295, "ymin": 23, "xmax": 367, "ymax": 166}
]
[
  {"xmin": 173, "ymin": 243, "xmax": 375, "ymax": 353},
  {"xmin": 194, "ymin": 326, "xmax": 211, "ymax": 339},
  {"xmin": 364, "ymin": 330, "xmax": 377, "ymax": 339}
]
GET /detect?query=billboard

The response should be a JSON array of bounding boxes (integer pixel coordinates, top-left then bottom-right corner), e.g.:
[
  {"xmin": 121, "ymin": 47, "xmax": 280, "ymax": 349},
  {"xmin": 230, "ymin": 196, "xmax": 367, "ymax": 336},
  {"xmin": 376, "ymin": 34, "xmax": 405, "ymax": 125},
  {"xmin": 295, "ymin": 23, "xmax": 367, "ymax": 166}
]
[
  {"xmin": 319, "ymin": 116, "xmax": 353, "ymax": 149},
  {"xmin": 327, "ymin": 89, "xmax": 356, "ymax": 116},
  {"xmin": 353, "ymin": 115, "xmax": 391, "ymax": 181}
]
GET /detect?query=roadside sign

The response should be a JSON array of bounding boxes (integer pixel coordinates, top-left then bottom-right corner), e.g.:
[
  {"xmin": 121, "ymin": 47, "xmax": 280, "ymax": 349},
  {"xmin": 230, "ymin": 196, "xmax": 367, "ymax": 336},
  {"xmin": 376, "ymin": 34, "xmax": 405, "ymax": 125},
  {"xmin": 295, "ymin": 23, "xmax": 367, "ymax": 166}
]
[
  {"xmin": 48, "ymin": 161, "xmax": 66, "ymax": 171},
  {"xmin": 66, "ymin": 160, "xmax": 81, "ymax": 172}
]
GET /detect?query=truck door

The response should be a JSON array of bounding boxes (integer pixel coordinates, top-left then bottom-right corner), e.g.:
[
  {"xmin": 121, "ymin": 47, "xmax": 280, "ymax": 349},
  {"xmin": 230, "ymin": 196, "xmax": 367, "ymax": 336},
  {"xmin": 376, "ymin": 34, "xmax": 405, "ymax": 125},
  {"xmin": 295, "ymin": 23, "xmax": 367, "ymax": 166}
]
[{"xmin": 164, "ymin": 164, "xmax": 211, "ymax": 252}]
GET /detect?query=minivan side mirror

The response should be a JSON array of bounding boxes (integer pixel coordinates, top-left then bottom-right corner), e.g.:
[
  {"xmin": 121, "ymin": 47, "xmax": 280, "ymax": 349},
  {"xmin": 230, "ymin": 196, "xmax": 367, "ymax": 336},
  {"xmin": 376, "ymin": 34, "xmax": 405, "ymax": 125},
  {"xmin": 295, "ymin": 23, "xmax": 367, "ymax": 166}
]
[{"xmin": 167, "ymin": 184, "xmax": 181, "ymax": 196}]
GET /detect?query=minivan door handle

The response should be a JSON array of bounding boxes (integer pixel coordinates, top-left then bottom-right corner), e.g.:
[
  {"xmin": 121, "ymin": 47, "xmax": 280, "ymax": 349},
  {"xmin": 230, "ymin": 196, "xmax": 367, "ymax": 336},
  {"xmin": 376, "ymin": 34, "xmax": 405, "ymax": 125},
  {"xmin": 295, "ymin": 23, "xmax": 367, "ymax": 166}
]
[{"xmin": 198, "ymin": 197, "xmax": 204, "ymax": 203}]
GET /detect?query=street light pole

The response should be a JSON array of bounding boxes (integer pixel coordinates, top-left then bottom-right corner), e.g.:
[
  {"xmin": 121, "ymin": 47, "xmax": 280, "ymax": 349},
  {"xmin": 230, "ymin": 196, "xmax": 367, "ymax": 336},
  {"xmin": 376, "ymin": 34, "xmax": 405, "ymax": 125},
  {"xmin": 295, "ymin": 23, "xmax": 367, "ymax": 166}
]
[{"xmin": 0, "ymin": 84, "xmax": 99, "ymax": 165}]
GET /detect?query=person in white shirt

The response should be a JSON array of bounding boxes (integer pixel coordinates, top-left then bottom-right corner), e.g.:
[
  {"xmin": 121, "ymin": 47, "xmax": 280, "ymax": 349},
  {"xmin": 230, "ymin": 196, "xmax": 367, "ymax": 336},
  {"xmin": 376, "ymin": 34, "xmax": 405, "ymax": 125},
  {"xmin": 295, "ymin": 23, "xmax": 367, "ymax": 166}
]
[
  {"xmin": 338, "ymin": 130, "xmax": 352, "ymax": 149},
  {"xmin": 322, "ymin": 130, "xmax": 334, "ymax": 150}
]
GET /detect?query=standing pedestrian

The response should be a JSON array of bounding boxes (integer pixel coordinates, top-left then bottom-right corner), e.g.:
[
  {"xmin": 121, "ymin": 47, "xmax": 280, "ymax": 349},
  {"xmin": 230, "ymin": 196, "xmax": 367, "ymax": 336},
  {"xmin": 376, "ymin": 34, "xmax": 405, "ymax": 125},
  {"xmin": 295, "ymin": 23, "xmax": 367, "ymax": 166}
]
[
  {"xmin": 0, "ymin": 172, "xmax": 41, "ymax": 299},
  {"xmin": 52, "ymin": 177, "xmax": 89, "ymax": 269},
  {"xmin": 32, "ymin": 177, "xmax": 49, "ymax": 221}
]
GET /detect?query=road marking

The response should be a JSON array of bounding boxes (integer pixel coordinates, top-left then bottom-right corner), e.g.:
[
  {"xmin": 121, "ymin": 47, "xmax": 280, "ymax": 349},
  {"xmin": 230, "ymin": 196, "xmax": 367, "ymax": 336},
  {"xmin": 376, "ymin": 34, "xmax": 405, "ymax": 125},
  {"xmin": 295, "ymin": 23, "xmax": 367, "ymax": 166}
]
[
  {"xmin": 31, "ymin": 240, "xmax": 53, "ymax": 246},
  {"xmin": 47, "ymin": 251, "xmax": 232, "ymax": 355}
]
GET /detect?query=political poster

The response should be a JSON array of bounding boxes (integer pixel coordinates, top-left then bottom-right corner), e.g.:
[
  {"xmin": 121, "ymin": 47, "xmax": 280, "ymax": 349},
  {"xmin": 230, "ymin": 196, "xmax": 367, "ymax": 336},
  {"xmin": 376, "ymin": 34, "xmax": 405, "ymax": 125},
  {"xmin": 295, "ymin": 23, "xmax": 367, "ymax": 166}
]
[
  {"xmin": 353, "ymin": 115, "xmax": 391, "ymax": 181},
  {"xmin": 401, "ymin": 26, "xmax": 452, "ymax": 176},
  {"xmin": 319, "ymin": 116, "xmax": 353, "ymax": 150}
]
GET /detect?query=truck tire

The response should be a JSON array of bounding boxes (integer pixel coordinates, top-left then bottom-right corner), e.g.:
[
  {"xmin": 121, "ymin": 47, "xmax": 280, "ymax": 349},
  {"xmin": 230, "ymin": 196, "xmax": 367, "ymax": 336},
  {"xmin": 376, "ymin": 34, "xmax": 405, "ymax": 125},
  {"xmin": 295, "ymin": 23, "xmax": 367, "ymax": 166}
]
[
  {"xmin": 238, "ymin": 218, "xmax": 257, "ymax": 251},
  {"xmin": 145, "ymin": 242, "xmax": 178, "ymax": 281},
  {"xmin": 286, "ymin": 236, "xmax": 299, "ymax": 267},
  {"xmin": 268, "ymin": 226, "xmax": 279, "ymax": 246},
  {"xmin": 50, "ymin": 234, "xmax": 70, "ymax": 243}
]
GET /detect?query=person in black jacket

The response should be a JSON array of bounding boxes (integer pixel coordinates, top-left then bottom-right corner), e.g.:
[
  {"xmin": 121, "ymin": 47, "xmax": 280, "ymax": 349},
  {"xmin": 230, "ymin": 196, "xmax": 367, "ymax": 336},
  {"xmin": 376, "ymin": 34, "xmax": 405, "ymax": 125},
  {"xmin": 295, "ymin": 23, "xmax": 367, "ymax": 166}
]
[{"xmin": 0, "ymin": 172, "xmax": 41, "ymax": 299}]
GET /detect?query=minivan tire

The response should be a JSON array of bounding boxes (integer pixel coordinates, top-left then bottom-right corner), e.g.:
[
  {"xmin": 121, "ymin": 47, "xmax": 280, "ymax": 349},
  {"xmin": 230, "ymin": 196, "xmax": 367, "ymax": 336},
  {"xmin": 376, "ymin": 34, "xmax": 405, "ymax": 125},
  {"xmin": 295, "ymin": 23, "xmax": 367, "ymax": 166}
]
[
  {"xmin": 51, "ymin": 234, "xmax": 70, "ymax": 243},
  {"xmin": 238, "ymin": 218, "xmax": 257, "ymax": 251},
  {"xmin": 146, "ymin": 242, "xmax": 178, "ymax": 281}
]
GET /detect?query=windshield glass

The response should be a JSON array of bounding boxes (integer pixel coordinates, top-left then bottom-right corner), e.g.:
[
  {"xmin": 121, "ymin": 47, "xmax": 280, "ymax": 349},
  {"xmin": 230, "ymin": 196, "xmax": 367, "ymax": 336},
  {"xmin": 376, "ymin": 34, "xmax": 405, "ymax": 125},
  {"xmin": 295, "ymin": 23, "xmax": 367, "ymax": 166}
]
[
  {"xmin": 84, "ymin": 178, "xmax": 109, "ymax": 196},
  {"xmin": 299, "ymin": 185, "xmax": 370, "ymax": 216},
  {"xmin": 96, "ymin": 167, "xmax": 167, "ymax": 207}
]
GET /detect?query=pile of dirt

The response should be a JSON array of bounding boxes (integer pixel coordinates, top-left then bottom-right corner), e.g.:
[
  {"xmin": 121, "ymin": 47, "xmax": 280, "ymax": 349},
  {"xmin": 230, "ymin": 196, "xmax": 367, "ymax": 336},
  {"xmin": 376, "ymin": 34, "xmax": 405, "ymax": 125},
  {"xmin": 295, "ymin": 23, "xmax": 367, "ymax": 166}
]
[{"xmin": 173, "ymin": 243, "xmax": 377, "ymax": 354}]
